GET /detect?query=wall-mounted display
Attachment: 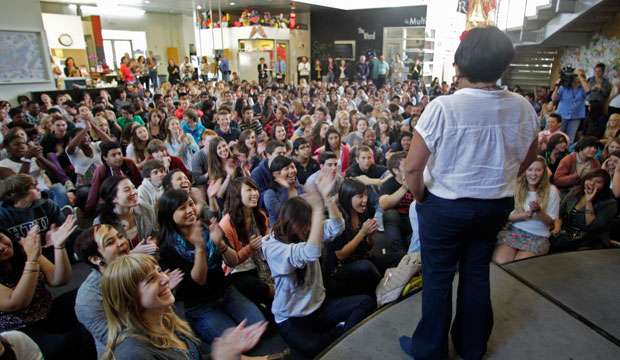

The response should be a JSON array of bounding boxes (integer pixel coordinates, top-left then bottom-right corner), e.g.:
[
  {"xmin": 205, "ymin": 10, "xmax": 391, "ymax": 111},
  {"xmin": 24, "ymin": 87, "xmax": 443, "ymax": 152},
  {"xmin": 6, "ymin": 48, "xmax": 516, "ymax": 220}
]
[{"xmin": 0, "ymin": 30, "xmax": 49, "ymax": 83}]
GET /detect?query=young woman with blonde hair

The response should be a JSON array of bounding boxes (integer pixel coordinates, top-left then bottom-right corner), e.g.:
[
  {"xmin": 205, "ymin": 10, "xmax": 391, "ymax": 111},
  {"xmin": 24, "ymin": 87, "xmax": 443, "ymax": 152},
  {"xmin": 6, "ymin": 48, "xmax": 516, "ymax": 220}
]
[
  {"xmin": 333, "ymin": 111, "xmax": 350, "ymax": 138},
  {"xmin": 100, "ymin": 253, "xmax": 201, "ymax": 360},
  {"xmin": 493, "ymin": 156, "xmax": 560, "ymax": 264}
]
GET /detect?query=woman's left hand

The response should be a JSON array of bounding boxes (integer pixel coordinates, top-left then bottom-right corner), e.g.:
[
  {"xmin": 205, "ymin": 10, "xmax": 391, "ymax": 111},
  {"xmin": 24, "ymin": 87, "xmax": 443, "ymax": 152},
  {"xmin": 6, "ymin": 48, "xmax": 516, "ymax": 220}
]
[
  {"xmin": 209, "ymin": 218, "xmax": 225, "ymax": 248},
  {"xmin": 44, "ymin": 215, "xmax": 77, "ymax": 248},
  {"xmin": 164, "ymin": 268, "xmax": 184, "ymax": 290},
  {"xmin": 528, "ymin": 200, "xmax": 541, "ymax": 213},
  {"xmin": 585, "ymin": 187, "xmax": 599, "ymax": 203}
]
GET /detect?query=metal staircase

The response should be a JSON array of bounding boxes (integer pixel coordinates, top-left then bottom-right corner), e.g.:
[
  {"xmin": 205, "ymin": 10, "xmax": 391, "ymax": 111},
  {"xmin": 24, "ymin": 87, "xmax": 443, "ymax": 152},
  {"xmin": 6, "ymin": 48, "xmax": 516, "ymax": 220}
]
[{"xmin": 501, "ymin": 0, "xmax": 620, "ymax": 89}]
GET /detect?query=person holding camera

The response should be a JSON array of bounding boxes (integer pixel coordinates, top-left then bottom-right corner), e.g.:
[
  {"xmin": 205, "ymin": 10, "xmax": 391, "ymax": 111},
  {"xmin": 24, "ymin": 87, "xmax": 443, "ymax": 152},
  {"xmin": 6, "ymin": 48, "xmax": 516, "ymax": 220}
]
[{"xmin": 552, "ymin": 68, "xmax": 590, "ymax": 144}]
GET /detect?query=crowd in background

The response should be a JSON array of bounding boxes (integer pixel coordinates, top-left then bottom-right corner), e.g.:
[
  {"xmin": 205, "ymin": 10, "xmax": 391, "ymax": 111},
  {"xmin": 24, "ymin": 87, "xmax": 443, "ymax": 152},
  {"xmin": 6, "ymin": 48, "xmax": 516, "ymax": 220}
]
[{"xmin": 0, "ymin": 48, "xmax": 619, "ymax": 360}]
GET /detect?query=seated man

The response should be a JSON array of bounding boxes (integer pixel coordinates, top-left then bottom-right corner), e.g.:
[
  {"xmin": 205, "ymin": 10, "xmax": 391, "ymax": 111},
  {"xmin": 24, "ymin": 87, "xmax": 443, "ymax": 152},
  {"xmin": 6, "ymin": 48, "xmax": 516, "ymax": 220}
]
[
  {"xmin": 305, "ymin": 151, "xmax": 344, "ymax": 197},
  {"xmin": 190, "ymin": 129, "xmax": 218, "ymax": 188},
  {"xmin": 145, "ymin": 139, "xmax": 191, "ymax": 180},
  {"xmin": 116, "ymin": 104, "xmax": 145, "ymax": 129},
  {"xmin": 538, "ymin": 113, "xmax": 569, "ymax": 151},
  {"xmin": 40, "ymin": 116, "xmax": 74, "ymax": 186},
  {"xmin": 7, "ymin": 108, "xmax": 36, "ymax": 140},
  {"xmin": 0, "ymin": 132, "xmax": 72, "ymax": 216},
  {"xmin": 84, "ymin": 141, "xmax": 142, "ymax": 217},
  {"xmin": 214, "ymin": 109, "xmax": 240, "ymax": 145},
  {"xmin": 250, "ymin": 140, "xmax": 287, "ymax": 208},
  {"xmin": 137, "ymin": 159, "xmax": 165, "ymax": 209},
  {"xmin": 554, "ymin": 136, "xmax": 600, "ymax": 191},
  {"xmin": 293, "ymin": 137, "xmax": 320, "ymax": 185},
  {"xmin": 379, "ymin": 151, "xmax": 413, "ymax": 253}
]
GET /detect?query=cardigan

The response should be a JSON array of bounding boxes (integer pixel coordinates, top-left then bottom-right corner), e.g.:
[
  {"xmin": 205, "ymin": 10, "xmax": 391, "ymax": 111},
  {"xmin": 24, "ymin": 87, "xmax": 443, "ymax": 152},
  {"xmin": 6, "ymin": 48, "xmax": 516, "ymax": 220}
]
[
  {"xmin": 219, "ymin": 211, "xmax": 269, "ymax": 275},
  {"xmin": 553, "ymin": 152, "xmax": 600, "ymax": 189},
  {"xmin": 559, "ymin": 193, "xmax": 616, "ymax": 248}
]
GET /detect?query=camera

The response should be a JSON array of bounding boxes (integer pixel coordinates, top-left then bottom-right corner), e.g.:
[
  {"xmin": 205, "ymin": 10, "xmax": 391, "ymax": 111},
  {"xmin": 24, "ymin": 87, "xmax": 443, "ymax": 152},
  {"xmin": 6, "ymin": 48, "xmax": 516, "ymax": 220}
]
[{"xmin": 559, "ymin": 66, "xmax": 576, "ymax": 87}]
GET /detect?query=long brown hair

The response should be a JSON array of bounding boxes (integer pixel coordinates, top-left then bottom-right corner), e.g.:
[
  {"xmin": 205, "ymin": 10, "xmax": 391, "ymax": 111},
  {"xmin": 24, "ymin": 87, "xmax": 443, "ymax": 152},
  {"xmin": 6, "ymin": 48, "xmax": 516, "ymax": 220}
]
[
  {"xmin": 224, "ymin": 177, "xmax": 267, "ymax": 245},
  {"xmin": 207, "ymin": 136, "xmax": 229, "ymax": 181},
  {"xmin": 271, "ymin": 197, "xmax": 312, "ymax": 284},
  {"xmin": 130, "ymin": 125, "xmax": 150, "ymax": 163}
]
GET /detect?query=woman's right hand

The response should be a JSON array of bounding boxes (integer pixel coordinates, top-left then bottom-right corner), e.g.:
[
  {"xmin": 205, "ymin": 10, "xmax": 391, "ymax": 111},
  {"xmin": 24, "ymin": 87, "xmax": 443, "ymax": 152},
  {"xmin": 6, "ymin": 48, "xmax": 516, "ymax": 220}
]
[
  {"xmin": 250, "ymin": 235, "xmax": 262, "ymax": 251},
  {"xmin": 361, "ymin": 218, "xmax": 379, "ymax": 236},
  {"xmin": 20, "ymin": 226, "xmax": 41, "ymax": 261},
  {"xmin": 190, "ymin": 222, "xmax": 206, "ymax": 251}
]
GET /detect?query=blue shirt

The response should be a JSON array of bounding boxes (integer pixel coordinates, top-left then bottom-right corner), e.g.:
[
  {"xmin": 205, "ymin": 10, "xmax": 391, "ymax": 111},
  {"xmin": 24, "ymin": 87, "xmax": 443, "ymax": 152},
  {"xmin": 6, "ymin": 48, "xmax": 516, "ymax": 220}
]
[
  {"xmin": 275, "ymin": 60, "xmax": 286, "ymax": 74},
  {"xmin": 181, "ymin": 121, "xmax": 206, "ymax": 145},
  {"xmin": 263, "ymin": 184, "xmax": 305, "ymax": 227},
  {"xmin": 557, "ymin": 86, "xmax": 587, "ymax": 120},
  {"xmin": 219, "ymin": 59, "xmax": 229, "ymax": 72}
]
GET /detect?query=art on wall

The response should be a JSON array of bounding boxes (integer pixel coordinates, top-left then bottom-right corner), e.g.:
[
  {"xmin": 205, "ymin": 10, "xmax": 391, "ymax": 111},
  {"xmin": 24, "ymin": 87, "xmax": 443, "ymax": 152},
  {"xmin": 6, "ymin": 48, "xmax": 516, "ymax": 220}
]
[
  {"xmin": 0, "ymin": 30, "xmax": 49, "ymax": 83},
  {"xmin": 561, "ymin": 34, "xmax": 620, "ymax": 79},
  {"xmin": 465, "ymin": 0, "xmax": 496, "ymax": 30}
]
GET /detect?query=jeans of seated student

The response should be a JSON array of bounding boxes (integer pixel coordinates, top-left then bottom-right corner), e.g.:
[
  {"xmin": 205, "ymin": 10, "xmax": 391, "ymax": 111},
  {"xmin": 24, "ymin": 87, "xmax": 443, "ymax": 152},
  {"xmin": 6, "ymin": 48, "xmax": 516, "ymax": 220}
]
[
  {"xmin": 201, "ymin": 75, "xmax": 209, "ymax": 83},
  {"xmin": 21, "ymin": 289, "xmax": 96, "ymax": 360},
  {"xmin": 45, "ymin": 184, "xmax": 71, "ymax": 209},
  {"xmin": 333, "ymin": 253, "xmax": 404, "ymax": 297},
  {"xmin": 149, "ymin": 70, "xmax": 158, "ymax": 89},
  {"xmin": 46, "ymin": 153, "xmax": 71, "ymax": 184},
  {"xmin": 383, "ymin": 209, "xmax": 412, "ymax": 253},
  {"xmin": 184, "ymin": 285, "xmax": 265, "ymax": 344},
  {"xmin": 560, "ymin": 118, "xmax": 582, "ymax": 144},
  {"xmin": 277, "ymin": 295, "xmax": 375, "ymax": 358},
  {"xmin": 228, "ymin": 269, "xmax": 272, "ymax": 308},
  {"xmin": 410, "ymin": 192, "xmax": 512, "ymax": 360},
  {"xmin": 408, "ymin": 200, "xmax": 421, "ymax": 253}
]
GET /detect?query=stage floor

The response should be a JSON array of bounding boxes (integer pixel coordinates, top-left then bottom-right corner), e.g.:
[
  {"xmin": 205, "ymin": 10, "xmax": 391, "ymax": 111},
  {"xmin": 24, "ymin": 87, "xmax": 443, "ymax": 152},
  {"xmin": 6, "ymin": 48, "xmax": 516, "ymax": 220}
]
[{"xmin": 319, "ymin": 250, "xmax": 620, "ymax": 359}]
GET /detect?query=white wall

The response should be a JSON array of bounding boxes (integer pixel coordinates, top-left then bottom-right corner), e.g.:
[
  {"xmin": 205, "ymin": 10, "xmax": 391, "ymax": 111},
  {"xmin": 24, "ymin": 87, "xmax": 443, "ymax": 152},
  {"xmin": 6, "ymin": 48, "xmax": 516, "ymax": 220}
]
[
  {"xmin": 198, "ymin": 26, "xmax": 310, "ymax": 81},
  {"xmin": 41, "ymin": 13, "xmax": 87, "ymax": 49},
  {"xmin": 0, "ymin": 0, "xmax": 55, "ymax": 105},
  {"xmin": 100, "ymin": 12, "xmax": 195, "ymax": 75}
]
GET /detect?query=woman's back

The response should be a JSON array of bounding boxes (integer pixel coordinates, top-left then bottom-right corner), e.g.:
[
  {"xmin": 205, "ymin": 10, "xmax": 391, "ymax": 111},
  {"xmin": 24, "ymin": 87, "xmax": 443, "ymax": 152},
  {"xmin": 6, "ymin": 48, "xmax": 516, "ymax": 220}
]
[{"xmin": 416, "ymin": 88, "xmax": 538, "ymax": 200}]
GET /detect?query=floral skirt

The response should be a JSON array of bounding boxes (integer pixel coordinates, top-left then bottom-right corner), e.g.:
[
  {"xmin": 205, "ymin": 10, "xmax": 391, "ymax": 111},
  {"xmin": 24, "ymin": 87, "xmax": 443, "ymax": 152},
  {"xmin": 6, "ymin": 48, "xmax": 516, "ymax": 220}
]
[{"xmin": 497, "ymin": 224, "xmax": 550, "ymax": 256}]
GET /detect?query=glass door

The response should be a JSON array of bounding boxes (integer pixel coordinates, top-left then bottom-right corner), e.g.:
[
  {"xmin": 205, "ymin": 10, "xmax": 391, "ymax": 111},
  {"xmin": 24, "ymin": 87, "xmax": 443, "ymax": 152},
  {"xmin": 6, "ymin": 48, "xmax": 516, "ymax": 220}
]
[{"xmin": 103, "ymin": 39, "xmax": 134, "ymax": 70}]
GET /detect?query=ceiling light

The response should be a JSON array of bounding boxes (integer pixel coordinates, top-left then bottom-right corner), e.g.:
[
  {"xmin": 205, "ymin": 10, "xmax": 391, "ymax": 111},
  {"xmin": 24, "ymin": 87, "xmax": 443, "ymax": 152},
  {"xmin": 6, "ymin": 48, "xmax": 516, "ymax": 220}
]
[
  {"xmin": 230, "ymin": 2, "xmax": 235, "ymax": 5},
  {"xmin": 68, "ymin": 4, "xmax": 77, "ymax": 10},
  {"xmin": 197, "ymin": 5, "xmax": 202, "ymax": 9},
  {"xmin": 145, "ymin": 0, "xmax": 150, "ymax": 2}
]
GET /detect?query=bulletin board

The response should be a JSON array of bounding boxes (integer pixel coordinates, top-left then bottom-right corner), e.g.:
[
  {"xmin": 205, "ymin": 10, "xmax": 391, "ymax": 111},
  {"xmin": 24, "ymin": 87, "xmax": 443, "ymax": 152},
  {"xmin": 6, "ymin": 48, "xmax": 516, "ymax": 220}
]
[{"xmin": 0, "ymin": 30, "xmax": 50, "ymax": 83}]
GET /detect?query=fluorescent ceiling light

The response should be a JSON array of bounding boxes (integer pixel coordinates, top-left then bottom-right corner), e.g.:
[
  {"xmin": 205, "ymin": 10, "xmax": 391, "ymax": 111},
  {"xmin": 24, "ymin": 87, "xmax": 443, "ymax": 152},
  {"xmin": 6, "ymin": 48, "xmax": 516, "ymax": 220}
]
[
  {"xmin": 81, "ymin": 5, "xmax": 145, "ymax": 17},
  {"xmin": 295, "ymin": 0, "xmax": 425, "ymax": 10}
]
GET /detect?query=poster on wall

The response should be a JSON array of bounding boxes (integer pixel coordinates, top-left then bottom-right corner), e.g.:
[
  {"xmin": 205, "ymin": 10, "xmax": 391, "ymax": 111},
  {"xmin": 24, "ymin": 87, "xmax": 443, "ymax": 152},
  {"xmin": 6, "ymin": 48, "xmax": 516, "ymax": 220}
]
[
  {"xmin": 0, "ymin": 30, "xmax": 49, "ymax": 83},
  {"xmin": 466, "ymin": 0, "xmax": 496, "ymax": 30}
]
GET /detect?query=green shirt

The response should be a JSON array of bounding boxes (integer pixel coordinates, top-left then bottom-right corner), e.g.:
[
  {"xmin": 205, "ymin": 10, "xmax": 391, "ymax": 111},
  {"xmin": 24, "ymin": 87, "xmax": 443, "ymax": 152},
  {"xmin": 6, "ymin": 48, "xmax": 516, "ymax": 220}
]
[
  {"xmin": 116, "ymin": 115, "xmax": 145, "ymax": 129},
  {"xmin": 378, "ymin": 61, "xmax": 390, "ymax": 75}
]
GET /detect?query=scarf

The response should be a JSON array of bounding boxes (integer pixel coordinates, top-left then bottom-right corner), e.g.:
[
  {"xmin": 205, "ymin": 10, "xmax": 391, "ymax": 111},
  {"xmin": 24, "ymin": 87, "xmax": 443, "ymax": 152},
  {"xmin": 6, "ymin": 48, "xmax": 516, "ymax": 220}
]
[{"xmin": 172, "ymin": 228, "xmax": 220, "ymax": 269}]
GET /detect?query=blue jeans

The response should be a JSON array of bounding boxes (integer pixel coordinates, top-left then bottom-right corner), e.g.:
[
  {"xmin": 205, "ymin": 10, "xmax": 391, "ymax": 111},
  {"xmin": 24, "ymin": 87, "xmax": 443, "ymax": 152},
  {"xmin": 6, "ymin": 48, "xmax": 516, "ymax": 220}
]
[
  {"xmin": 45, "ymin": 184, "xmax": 71, "ymax": 209},
  {"xmin": 149, "ymin": 71, "xmax": 158, "ymax": 89},
  {"xmin": 184, "ymin": 285, "xmax": 265, "ymax": 344},
  {"xmin": 560, "ymin": 117, "xmax": 582, "ymax": 144},
  {"xmin": 277, "ymin": 295, "xmax": 375, "ymax": 358},
  {"xmin": 410, "ymin": 192, "xmax": 512, "ymax": 360}
]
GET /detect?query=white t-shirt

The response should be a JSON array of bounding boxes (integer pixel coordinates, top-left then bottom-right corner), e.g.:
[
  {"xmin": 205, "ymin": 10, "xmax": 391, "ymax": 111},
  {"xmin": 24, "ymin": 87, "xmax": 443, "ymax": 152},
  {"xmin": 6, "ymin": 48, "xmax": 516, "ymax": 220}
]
[
  {"xmin": 0, "ymin": 331, "xmax": 43, "ymax": 360},
  {"xmin": 66, "ymin": 141, "xmax": 101, "ymax": 176},
  {"xmin": 610, "ymin": 79, "xmax": 620, "ymax": 108},
  {"xmin": 0, "ymin": 158, "xmax": 50, "ymax": 190},
  {"xmin": 512, "ymin": 187, "xmax": 560, "ymax": 237},
  {"xmin": 416, "ymin": 87, "xmax": 538, "ymax": 200},
  {"xmin": 298, "ymin": 62, "xmax": 310, "ymax": 76}
]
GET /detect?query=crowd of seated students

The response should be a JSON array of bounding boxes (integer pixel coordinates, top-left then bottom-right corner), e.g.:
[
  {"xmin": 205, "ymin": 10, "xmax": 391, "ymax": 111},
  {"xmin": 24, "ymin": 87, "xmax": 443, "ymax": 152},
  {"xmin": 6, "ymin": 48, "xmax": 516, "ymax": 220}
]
[{"xmin": 1, "ymin": 58, "xmax": 619, "ymax": 359}]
